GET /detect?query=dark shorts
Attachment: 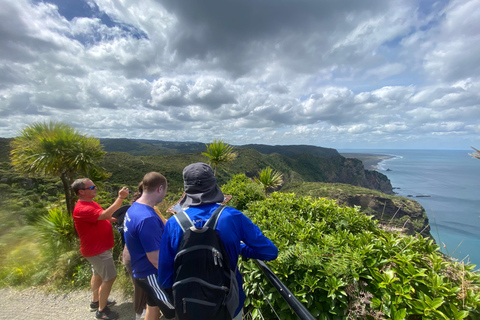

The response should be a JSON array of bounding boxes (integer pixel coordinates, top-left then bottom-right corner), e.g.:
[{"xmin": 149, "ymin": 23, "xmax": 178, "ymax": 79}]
[{"xmin": 135, "ymin": 274, "xmax": 175, "ymax": 319}]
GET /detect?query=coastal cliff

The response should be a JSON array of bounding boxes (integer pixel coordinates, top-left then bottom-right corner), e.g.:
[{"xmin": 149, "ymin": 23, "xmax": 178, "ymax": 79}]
[{"xmin": 282, "ymin": 182, "xmax": 432, "ymax": 239}]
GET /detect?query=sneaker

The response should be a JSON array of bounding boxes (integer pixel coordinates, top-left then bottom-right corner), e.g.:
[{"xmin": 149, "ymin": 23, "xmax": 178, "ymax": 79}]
[
  {"xmin": 135, "ymin": 309, "xmax": 146, "ymax": 320},
  {"xmin": 96, "ymin": 306, "xmax": 119, "ymax": 320},
  {"xmin": 90, "ymin": 299, "xmax": 117, "ymax": 311}
]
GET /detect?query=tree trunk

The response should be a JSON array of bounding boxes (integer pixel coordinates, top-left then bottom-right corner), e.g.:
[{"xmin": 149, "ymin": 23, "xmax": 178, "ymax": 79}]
[{"xmin": 60, "ymin": 173, "xmax": 74, "ymax": 215}]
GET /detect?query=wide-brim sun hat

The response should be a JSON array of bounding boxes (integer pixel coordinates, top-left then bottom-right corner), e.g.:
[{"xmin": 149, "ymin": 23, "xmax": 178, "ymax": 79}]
[{"xmin": 179, "ymin": 162, "xmax": 225, "ymax": 208}]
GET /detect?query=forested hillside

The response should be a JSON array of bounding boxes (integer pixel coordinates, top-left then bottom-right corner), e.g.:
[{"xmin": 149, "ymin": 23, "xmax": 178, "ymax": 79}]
[{"xmin": 98, "ymin": 138, "xmax": 393, "ymax": 194}]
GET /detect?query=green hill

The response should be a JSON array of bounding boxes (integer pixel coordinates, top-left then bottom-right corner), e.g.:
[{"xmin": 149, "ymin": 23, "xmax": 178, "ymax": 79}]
[
  {"xmin": 99, "ymin": 138, "xmax": 206, "ymax": 156},
  {"xmin": 237, "ymin": 143, "xmax": 340, "ymax": 157},
  {"xmin": 99, "ymin": 146, "xmax": 393, "ymax": 195}
]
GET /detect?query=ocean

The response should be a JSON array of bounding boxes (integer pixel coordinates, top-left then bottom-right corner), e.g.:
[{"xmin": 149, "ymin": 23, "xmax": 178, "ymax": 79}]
[{"xmin": 340, "ymin": 149, "xmax": 480, "ymax": 268}]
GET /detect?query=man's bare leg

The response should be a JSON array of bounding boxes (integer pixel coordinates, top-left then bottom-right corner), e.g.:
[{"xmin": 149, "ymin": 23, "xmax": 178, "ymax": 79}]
[
  {"xmin": 91, "ymin": 274, "xmax": 102, "ymax": 303},
  {"xmin": 98, "ymin": 276, "xmax": 116, "ymax": 310},
  {"xmin": 145, "ymin": 305, "xmax": 160, "ymax": 320}
]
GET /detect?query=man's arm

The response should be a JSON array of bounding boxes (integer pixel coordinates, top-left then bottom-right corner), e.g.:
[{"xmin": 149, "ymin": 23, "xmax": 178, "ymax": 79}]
[
  {"xmin": 239, "ymin": 215, "xmax": 278, "ymax": 261},
  {"xmin": 97, "ymin": 187, "xmax": 129, "ymax": 220},
  {"xmin": 146, "ymin": 250, "xmax": 159, "ymax": 269}
]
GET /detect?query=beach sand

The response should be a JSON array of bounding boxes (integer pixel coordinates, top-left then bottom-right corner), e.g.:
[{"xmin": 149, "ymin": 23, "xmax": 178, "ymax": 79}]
[{"xmin": 340, "ymin": 153, "xmax": 395, "ymax": 171}]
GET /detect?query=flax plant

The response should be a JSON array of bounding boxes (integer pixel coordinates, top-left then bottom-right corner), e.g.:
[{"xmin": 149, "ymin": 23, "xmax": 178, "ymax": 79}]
[{"xmin": 254, "ymin": 166, "xmax": 283, "ymax": 195}]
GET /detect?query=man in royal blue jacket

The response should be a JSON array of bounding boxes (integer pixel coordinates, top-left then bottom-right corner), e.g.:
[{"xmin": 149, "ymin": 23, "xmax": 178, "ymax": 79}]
[{"xmin": 158, "ymin": 162, "xmax": 278, "ymax": 319}]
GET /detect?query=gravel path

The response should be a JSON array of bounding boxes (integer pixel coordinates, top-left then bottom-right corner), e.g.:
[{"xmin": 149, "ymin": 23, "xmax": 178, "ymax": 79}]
[{"xmin": 0, "ymin": 287, "xmax": 138, "ymax": 320}]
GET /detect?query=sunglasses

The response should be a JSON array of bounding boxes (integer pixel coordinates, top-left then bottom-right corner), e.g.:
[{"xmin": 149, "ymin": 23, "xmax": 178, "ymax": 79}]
[{"xmin": 81, "ymin": 185, "xmax": 97, "ymax": 190}]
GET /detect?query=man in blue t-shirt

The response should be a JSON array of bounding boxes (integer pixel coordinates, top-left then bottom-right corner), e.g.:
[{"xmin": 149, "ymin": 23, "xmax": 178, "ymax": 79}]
[
  {"xmin": 124, "ymin": 172, "xmax": 175, "ymax": 320},
  {"xmin": 158, "ymin": 163, "xmax": 278, "ymax": 319}
]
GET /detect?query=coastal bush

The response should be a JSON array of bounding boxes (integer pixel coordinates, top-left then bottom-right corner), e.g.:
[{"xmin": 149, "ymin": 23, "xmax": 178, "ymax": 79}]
[
  {"xmin": 239, "ymin": 192, "xmax": 480, "ymax": 320},
  {"xmin": 221, "ymin": 174, "xmax": 265, "ymax": 211}
]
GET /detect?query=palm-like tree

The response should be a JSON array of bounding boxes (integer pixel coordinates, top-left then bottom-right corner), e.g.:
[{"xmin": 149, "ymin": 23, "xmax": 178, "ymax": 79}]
[
  {"xmin": 470, "ymin": 147, "xmax": 480, "ymax": 160},
  {"xmin": 10, "ymin": 121, "xmax": 109, "ymax": 214},
  {"xmin": 254, "ymin": 166, "xmax": 283, "ymax": 195},
  {"xmin": 202, "ymin": 139, "xmax": 237, "ymax": 176}
]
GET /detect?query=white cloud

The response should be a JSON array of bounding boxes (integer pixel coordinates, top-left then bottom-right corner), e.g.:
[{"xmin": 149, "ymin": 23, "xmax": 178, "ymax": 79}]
[
  {"xmin": 423, "ymin": 0, "xmax": 480, "ymax": 82},
  {"xmin": 0, "ymin": 0, "xmax": 479, "ymax": 149}
]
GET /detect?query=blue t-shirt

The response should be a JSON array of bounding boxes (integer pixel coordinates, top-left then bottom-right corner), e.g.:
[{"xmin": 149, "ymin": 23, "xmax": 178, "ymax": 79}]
[
  {"xmin": 124, "ymin": 202, "xmax": 165, "ymax": 278},
  {"xmin": 158, "ymin": 203, "xmax": 278, "ymax": 316}
]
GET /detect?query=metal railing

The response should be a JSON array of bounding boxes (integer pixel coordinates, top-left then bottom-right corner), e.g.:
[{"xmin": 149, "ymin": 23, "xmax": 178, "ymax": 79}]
[{"xmin": 254, "ymin": 259, "xmax": 316, "ymax": 320}]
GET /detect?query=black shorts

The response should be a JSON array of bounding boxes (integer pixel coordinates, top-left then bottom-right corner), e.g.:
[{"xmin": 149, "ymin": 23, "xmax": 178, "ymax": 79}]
[{"xmin": 135, "ymin": 274, "xmax": 175, "ymax": 319}]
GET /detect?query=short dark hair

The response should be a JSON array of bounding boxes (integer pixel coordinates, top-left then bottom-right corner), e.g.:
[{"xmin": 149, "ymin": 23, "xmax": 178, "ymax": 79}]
[
  {"xmin": 142, "ymin": 172, "xmax": 167, "ymax": 192},
  {"xmin": 71, "ymin": 178, "xmax": 88, "ymax": 195},
  {"xmin": 131, "ymin": 181, "xmax": 144, "ymax": 203}
]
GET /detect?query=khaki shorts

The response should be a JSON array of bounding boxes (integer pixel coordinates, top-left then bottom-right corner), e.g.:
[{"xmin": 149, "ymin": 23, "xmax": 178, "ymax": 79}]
[{"xmin": 85, "ymin": 250, "xmax": 117, "ymax": 282}]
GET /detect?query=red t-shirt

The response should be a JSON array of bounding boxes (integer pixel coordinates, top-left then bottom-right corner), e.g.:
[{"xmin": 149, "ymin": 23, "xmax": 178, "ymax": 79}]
[{"xmin": 73, "ymin": 201, "xmax": 114, "ymax": 257}]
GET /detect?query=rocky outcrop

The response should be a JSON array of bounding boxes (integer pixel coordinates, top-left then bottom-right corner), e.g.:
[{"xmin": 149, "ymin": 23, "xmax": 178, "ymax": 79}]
[
  {"xmin": 282, "ymin": 181, "xmax": 432, "ymax": 239},
  {"xmin": 337, "ymin": 157, "xmax": 393, "ymax": 194},
  {"xmin": 291, "ymin": 155, "xmax": 394, "ymax": 194},
  {"xmin": 336, "ymin": 193, "xmax": 432, "ymax": 239}
]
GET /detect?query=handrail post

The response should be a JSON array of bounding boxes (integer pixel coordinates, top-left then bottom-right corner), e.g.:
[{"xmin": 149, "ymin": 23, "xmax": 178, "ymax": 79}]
[{"xmin": 254, "ymin": 259, "xmax": 317, "ymax": 320}]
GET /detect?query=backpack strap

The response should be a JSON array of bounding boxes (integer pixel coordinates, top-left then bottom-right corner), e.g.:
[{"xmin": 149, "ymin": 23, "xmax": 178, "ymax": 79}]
[
  {"xmin": 174, "ymin": 210, "xmax": 194, "ymax": 232},
  {"xmin": 205, "ymin": 205, "xmax": 226, "ymax": 230}
]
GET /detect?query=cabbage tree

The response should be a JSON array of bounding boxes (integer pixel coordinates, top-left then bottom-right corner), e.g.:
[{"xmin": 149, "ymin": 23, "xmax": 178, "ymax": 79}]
[
  {"xmin": 10, "ymin": 121, "xmax": 109, "ymax": 214},
  {"xmin": 202, "ymin": 139, "xmax": 237, "ymax": 176}
]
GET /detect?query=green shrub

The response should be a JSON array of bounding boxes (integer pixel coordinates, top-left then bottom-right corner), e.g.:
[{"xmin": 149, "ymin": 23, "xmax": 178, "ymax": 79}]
[
  {"xmin": 36, "ymin": 207, "xmax": 78, "ymax": 259},
  {"xmin": 240, "ymin": 192, "xmax": 480, "ymax": 320},
  {"xmin": 221, "ymin": 174, "xmax": 265, "ymax": 211}
]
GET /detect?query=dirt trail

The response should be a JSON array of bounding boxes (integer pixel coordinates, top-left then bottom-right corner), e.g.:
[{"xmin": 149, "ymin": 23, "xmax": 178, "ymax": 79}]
[{"xmin": 0, "ymin": 288, "xmax": 136, "ymax": 320}]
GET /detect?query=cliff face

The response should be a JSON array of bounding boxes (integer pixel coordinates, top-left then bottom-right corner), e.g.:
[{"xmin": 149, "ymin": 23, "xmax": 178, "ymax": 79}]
[
  {"xmin": 288, "ymin": 154, "xmax": 394, "ymax": 194},
  {"xmin": 336, "ymin": 157, "xmax": 393, "ymax": 194},
  {"xmin": 339, "ymin": 194, "xmax": 432, "ymax": 239}
]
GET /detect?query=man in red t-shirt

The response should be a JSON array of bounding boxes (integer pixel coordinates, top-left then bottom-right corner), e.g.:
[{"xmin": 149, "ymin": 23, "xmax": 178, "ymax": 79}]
[{"xmin": 72, "ymin": 178, "xmax": 129, "ymax": 320}]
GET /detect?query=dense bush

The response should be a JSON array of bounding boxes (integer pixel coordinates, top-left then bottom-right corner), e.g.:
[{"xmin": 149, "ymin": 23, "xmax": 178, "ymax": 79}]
[
  {"xmin": 221, "ymin": 174, "xmax": 265, "ymax": 211},
  {"xmin": 239, "ymin": 193, "xmax": 480, "ymax": 319}
]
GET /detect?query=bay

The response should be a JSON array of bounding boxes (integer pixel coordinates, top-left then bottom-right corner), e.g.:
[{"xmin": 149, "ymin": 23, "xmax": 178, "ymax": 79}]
[{"xmin": 340, "ymin": 149, "xmax": 480, "ymax": 268}]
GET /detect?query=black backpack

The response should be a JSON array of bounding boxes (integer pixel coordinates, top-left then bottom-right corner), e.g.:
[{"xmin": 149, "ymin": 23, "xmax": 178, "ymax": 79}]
[{"xmin": 172, "ymin": 205, "xmax": 239, "ymax": 320}]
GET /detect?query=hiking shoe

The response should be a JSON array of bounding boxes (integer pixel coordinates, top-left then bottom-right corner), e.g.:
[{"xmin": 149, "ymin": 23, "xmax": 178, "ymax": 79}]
[
  {"xmin": 96, "ymin": 306, "xmax": 119, "ymax": 320},
  {"xmin": 135, "ymin": 309, "xmax": 146, "ymax": 320},
  {"xmin": 90, "ymin": 299, "xmax": 117, "ymax": 311}
]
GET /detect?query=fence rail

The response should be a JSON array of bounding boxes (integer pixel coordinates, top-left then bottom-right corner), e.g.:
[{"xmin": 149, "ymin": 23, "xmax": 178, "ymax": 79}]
[{"xmin": 254, "ymin": 259, "xmax": 317, "ymax": 320}]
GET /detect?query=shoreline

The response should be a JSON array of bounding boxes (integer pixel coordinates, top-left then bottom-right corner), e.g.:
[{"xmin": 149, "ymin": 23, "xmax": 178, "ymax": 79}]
[{"xmin": 340, "ymin": 153, "xmax": 396, "ymax": 171}]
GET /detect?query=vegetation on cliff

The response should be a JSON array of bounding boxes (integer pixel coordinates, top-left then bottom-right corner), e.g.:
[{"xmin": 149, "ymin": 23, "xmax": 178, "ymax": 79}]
[{"xmin": 223, "ymin": 175, "xmax": 480, "ymax": 319}]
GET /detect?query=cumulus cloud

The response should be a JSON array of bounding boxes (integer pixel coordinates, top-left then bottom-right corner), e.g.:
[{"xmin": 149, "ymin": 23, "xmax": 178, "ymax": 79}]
[{"xmin": 0, "ymin": 0, "xmax": 478, "ymax": 149}]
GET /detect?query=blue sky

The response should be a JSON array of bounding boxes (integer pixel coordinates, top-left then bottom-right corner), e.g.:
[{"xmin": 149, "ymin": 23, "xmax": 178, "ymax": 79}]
[{"xmin": 0, "ymin": 0, "xmax": 479, "ymax": 150}]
